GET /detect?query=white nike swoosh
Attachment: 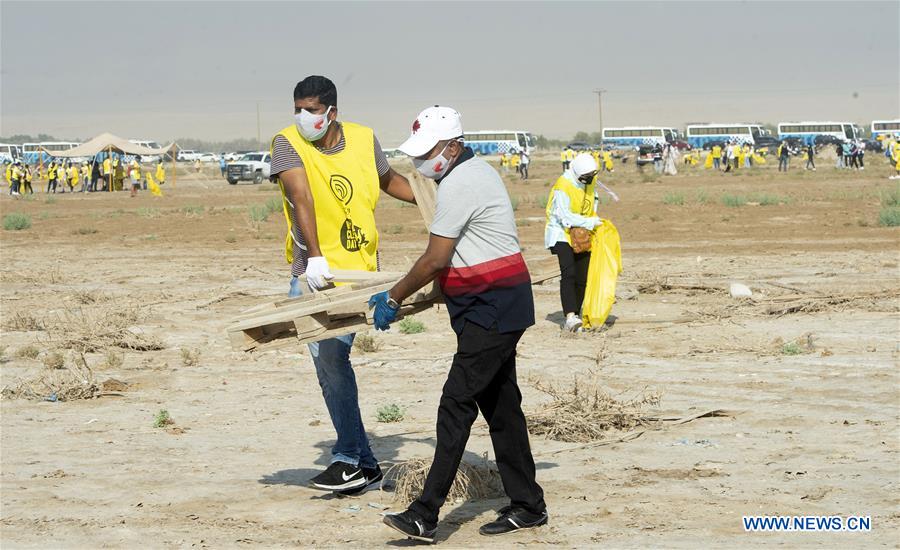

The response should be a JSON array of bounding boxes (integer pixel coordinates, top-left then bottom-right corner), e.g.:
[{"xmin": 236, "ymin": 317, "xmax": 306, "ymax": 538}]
[{"xmin": 342, "ymin": 470, "xmax": 360, "ymax": 481}]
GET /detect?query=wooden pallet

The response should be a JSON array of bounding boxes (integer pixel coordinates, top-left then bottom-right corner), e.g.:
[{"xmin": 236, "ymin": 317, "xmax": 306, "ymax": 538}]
[{"xmin": 226, "ymin": 169, "xmax": 560, "ymax": 352}]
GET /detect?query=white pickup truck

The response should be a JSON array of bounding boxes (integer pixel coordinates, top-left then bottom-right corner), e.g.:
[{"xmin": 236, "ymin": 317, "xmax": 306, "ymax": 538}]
[{"xmin": 226, "ymin": 152, "xmax": 271, "ymax": 185}]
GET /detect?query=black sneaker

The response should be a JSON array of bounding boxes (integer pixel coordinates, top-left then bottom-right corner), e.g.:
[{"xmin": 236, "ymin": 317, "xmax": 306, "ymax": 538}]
[
  {"xmin": 309, "ymin": 462, "xmax": 366, "ymax": 491},
  {"xmin": 336, "ymin": 464, "xmax": 383, "ymax": 496},
  {"xmin": 479, "ymin": 505, "xmax": 548, "ymax": 536},
  {"xmin": 383, "ymin": 509, "xmax": 437, "ymax": 543}
]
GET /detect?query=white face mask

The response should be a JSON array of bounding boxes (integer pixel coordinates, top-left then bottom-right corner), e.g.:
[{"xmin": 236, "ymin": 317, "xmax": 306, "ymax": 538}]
[
  {"xmin": 413, "ymin": 141, "xmax": 454, "ymax": 180},
  {"xmin": 294, "ymin": 105, "xmax": 333, "ymax": 141}
]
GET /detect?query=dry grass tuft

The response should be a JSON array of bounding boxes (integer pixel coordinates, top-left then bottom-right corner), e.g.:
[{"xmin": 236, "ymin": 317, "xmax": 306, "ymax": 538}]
[
  {"xmin": 384, "ymin": 453, "xmax": 503, "ymax": 505},
  {"xmin": 526, "ymin": 373, "xmax": 661, "ymax": 443}
]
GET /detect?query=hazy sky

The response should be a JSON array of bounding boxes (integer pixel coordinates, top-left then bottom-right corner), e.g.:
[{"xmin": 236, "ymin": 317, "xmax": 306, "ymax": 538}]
[{"xmin": 2, "ymin": 1, "xmax": 898, "ymax": 146}]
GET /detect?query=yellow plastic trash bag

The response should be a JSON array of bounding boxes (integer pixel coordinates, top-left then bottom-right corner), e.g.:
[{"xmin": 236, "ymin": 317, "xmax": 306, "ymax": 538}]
[
  {"xmin": 146, "ymin": 173, "xmax": 164, "ymax": 197},
  {"xmin": 752, "ymin": 153, "xmax": 766, "ymax": 165},
  {"xmin": 582, "ymin": 219, "xmax": 622, "ymax": 329},
  {"xmin": 704, "ymin": 152, "xmax": 714, "ymax": 169}
]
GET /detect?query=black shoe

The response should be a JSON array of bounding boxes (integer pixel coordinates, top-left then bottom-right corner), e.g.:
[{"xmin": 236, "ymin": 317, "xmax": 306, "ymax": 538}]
[
  {"xmin": 309, "ymin": 462, "xmax": 366, "ymax": 491},
  {"xmin": 383, "ymin": 509, "xmax": 437, "ymax": 543},
  {"xmin": 336, "ymin": 464, "xmax": 383, "ymax": 496},
  {"xmin": 479, "ymin": 505, "xmax": 548, "ymax": 536}
]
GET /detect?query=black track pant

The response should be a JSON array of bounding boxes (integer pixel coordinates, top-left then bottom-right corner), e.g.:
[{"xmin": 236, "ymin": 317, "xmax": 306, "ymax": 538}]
[
  {"xmin": 551, "ymin": 241, "xmax": 591, "ymax": 315},
  {"xmin": 410, "ymin": 322, "xmax": 545, "ymax": 524}
]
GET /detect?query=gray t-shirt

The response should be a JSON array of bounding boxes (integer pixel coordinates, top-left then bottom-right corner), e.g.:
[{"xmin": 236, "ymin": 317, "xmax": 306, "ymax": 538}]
[{"xmin": 430, "ymin": 150, "xmax": 534, "ymax": 334}]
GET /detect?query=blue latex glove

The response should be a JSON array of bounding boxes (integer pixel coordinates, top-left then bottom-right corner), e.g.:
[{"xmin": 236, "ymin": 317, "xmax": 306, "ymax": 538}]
[{"xmin": 368, "ymin": 291, "xmax": 399, "ymax": 331}]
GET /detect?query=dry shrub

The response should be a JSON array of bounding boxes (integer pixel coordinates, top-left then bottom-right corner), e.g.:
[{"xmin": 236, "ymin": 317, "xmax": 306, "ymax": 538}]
[
  {"xmin": 180, "ymin": 348, "xmax": 201, "ymax": 366},
  {"xmin": 526, "ymin": 373, "xmax": 661, "ymax": 443},
  {"xmin": 71, "ymin": 290, "xmax": 110, "ymax": 305},
  {"xmin": 3, "ymin": 311, "xmax": 45, "ymax": 331},
  {"xmin": 46, "ymin": 303, "xmax": 163, "ymax": 353},
  {"xmin": 42, "ymin": 351, "xmax": 66, "ymax": 370},
  {"xmin": 101, "ymin": 350, "xmax": 124, "ymax": 369},
  {"xmin": 384, "ymin": 453, "xmax": 503, "ymax": 505},
  {"xmin": 15, "ymin": 345, "xmax": 40, "ymax": 360},
  {"xmin": 691, "ymin": 289, "xmax": 900, "ymax": 320},
  {"xmin": 2, "ymin": 356, "xmax": 99, "ymax": 401}
]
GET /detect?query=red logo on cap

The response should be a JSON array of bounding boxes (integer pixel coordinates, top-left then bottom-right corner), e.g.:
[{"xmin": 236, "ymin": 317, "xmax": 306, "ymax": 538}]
[
  {"xmin": 314, "ymin": 118, "xmax": 325, "ymax": 130},
  {"xmin": 412, "ymin": 119, "xmax": 421, "ymax": 133}
]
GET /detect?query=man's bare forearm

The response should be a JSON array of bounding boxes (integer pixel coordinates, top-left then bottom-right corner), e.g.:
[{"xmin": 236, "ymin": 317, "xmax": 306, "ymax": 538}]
[{"xmin": 388, "ymin": 254, "xmax": 444, "ymax": 303}]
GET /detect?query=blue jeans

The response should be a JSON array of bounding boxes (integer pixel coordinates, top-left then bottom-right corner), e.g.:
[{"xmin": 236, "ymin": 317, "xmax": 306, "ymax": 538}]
[{"xmin": 289, "ymin": 276, "xmax": 377, "ymax": 469}]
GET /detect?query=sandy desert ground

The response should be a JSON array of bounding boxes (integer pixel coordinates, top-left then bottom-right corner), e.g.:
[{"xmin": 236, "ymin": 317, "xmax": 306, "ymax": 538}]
[{"xmin": 1, "ymin": 153, "xmax": 898, "ymax": 548}]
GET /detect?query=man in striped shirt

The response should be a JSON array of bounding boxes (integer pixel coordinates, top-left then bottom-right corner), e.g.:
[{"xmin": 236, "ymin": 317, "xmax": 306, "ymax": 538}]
[
  {"xmin": 373, "ymin": 106, "xmax": 547, "ymax": 543},
  {"xmin": 270, "ymin": 75, "xmax": 416, "ymax": 494}
]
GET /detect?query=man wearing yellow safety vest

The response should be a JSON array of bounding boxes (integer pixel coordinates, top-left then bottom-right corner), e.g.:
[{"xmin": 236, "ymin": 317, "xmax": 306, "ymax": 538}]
[
  {"xmin": 544, "ymin": 153, "xmax": 604, "ymax": 332},
  {"xmin": 102, "ymin": 156, "xmax": 112, "ymax": 191},
  {"xmin": 269, "ymin": 75, "xmax": 416, "ymax": 494},
  {"xmin": 47, "ymin": 160, "xmax": 59, "ymax": 193}
]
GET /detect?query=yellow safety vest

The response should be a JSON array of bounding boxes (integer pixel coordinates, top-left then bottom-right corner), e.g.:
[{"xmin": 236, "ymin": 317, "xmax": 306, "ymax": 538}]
[
  {"xmin": 566, "ymin": 149, "xmax": 576, "ymax": 161},
  {"xmin": 103, "ymin": 158, "xmax": 111, "ymax": 175},
  {"xmin": 712, "ymin": 145, "xmax": 722, "ymax": 157},
  {"xmin": 5, "ymin": 165, "xmax": 11, "ymax": 183},
  {"xmin": 271, "ymin": 122, "xmax": 380, "ymax": 273},
  {"xmin": 155, "ymin": 165, "xmax": 165, "ymax": 181},
  {"xmin": 545, "ymin": 174, "xmax": 597, "ymax": 246},
  {"xmin": 68, "ymin": 167, "xmax": 79, "ymax": 183},
  {"xmin": 560, "ymin": 150, "xmax": 566, "ymax": 162}
]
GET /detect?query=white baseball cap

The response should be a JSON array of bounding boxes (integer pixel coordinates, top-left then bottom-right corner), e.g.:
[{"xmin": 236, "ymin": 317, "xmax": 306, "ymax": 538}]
[
  {"xmin": 398, "ymin": 105, "xmax": 463, "ymax": 157},
  {"xmin": 571, "ymin": 153, "xmax": 598, "ymax": 176}
]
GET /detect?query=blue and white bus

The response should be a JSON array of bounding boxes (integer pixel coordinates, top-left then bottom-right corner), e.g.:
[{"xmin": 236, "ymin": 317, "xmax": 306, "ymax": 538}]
[
  {"xmin": 22, "ymin": 141, "xmax": 81, "ymax": 164},
  {"xmin": 601, "ymin": 127, "xmax": 677, "ymax": 149},
  {"xmin": 462, "ymin": 131, "xmax": 535, "ymax": 155},
  {"xmin": 871, "ymin": 120, "xmax": 900, "ymax": 139},
  {"xmin": 0, "ymin": 144, "xmax": 21, "ymax": 163},
  {"xmin": 685, "ymin": 123, "xmax": 764, "ymax": 149},
  {"xmin": 777, "ymin": 121, "xmax": 861, "ymax": 145}
]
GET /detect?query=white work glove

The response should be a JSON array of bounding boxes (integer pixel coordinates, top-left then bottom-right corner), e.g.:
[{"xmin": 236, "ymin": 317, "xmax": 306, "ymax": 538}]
[{"xmin": 304, "ymin": 256, "xmax": 334, "ymax": 291}]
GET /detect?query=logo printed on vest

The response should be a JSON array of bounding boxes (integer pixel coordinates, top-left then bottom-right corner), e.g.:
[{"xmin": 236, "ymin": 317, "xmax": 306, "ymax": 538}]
[
  {"xmin": 341, "ymin": 218, "xmax": 369, "ymax": 252},
  {"xmin": 328, "ymin": 174, "xmax": 368, "ymax": 252},
  {"xmin": 329, "ymin": 174, "xmax": 354, "ymax": 206}
]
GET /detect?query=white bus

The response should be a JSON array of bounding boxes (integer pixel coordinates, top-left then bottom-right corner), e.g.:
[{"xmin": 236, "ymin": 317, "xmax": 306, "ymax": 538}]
[
  {"xmin": 776, "ymin": 121, "xmax": 861, "ymax": 145},
  {"xmin": 22, "ymin": 141, "xmax": 81, "ymax": 164},
  {"xmin": 685, "ymin": 123, "xmax": 764, "ymax": 149},
  {"xmin": 462, "ymin": 130, "xmax": 536, "ymax": 155},
  {"xmin": 870, "ymin": 120, "xmax": 900, "ymax": 140},
  {"xmin": 0, "ymin": 143, "xmax": 21, "ymax": 163},
  {"xmin": 602, "ymin": 127, "xmax": 678, "ymax": 149}
]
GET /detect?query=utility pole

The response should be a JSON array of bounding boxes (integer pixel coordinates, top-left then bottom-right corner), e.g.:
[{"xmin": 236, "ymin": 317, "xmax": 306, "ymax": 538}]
[
  {"xmin": 593, "ymin": 89, "xmax": 606, "ymax": 146},
  {"xmin": 256, "ymin": 101, "xmax": 262, "ymax": 151}
]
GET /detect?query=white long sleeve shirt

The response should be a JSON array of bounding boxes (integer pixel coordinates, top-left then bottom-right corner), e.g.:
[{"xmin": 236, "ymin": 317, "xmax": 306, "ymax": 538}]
[{"xmin": 544, "ymin": 170, "xmax": 600, "ymax": 249}]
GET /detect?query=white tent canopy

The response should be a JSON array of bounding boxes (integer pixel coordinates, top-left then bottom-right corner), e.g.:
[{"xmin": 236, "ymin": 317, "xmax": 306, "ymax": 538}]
[{"xmin": 46, "ymin": 133, "xmax": 176, "ymax": 158}]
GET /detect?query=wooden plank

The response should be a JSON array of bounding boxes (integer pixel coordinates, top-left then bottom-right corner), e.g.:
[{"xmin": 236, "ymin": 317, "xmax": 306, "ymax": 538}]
[{"xmin": 408, "ymin": 170, "xmax": 437, "ymax": 228}]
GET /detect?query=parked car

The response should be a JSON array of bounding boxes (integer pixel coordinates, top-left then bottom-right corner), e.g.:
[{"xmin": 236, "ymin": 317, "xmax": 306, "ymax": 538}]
[
  {"xmin": 197, "ymin": 152, "xmax": 220, "ymax": 163},
  {"xmin": 226, "ymin": 152, "xmax": 271, "ymax": 184},
  {"xmin": 753, "ymin": 135, "xmax": 781, "ymax": 149},
  {"xmin": 565, "ymin": 141, "xmax": 591, "ymax": 151},
  {"xmin": 177, "ymin": 149, "xmax": 202, "ymax": 162},
  {"xmin": 222, "ymin": 152, "xmax": 243, "ymax": 161},
  {"xmin": 814, "ymin": 134, "xmax": 844, "ymax": 147},
  {"xmin": 862, "ymin": 139, "xmax": 883, "ymax": 153},
  {"xmin": 670, "ymin": 140, "xmax": 692, "ymax": 151},
  {"xmin": 636, "ymin": 144, "xmax": 657, "ymax": 166}
]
